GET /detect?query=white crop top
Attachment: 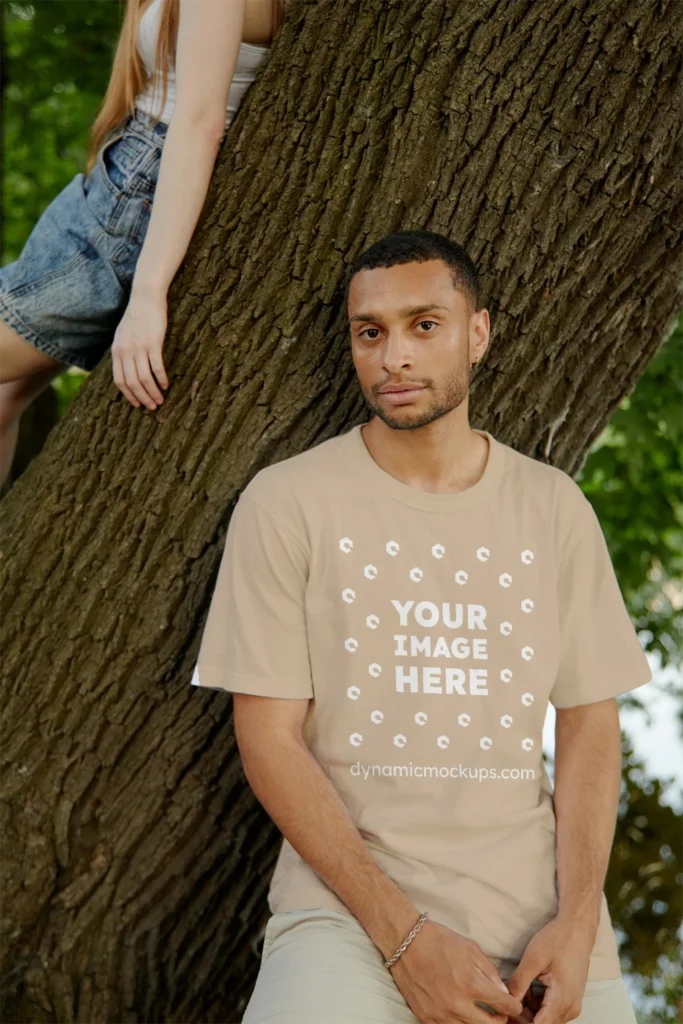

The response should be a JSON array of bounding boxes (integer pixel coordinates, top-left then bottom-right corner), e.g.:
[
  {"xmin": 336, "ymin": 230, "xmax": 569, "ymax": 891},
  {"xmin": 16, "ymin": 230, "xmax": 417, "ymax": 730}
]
[{"xmin": 135, "ymin": 0, "xmax": 270, "ymax": 127}]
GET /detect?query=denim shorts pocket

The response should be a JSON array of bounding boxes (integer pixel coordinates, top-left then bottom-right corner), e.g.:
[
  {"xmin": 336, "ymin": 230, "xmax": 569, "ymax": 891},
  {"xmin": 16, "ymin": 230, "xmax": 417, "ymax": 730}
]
[
  {"xmin": 101, "ymin": 138, "xmax": 129, "ymax": 193},
  {"xmin": 84, "ymin": 128, "xmax": 157, "ymax": 247},
  {"xmin": 99, "ymin": 131, "xmax": 158, "ymax": 199},
  {"xmin": 95, "ymin": 129, "xmax": 127, "ymax": 199}
]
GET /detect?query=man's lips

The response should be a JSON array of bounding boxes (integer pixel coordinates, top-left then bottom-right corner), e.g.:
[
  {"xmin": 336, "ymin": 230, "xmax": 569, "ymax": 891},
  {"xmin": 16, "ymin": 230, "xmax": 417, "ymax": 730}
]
[{"xmin": 377, "ymin": 384, "xmax": 426, "ymax": 405}]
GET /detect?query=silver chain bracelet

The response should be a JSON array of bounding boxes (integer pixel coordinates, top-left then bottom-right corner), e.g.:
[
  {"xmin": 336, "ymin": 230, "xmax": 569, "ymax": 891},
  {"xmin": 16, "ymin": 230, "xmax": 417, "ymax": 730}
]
[{"xmin": 383, "ymin": 910, "xmax": 430, "ymax": 969}]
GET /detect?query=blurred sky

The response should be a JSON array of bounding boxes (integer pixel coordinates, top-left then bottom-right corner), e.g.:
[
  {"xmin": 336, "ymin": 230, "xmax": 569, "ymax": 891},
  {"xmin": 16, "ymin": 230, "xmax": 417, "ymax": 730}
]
[{"xmin": 544, "ymin": 657, "xmax": 683, "ymax": 811}]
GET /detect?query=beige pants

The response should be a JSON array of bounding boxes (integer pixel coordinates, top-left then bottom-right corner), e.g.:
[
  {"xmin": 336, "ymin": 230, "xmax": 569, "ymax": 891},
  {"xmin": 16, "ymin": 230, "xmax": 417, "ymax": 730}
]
[{"xmin": 241, "ymin": 908, "xmax": 638, "ymax": 1024}]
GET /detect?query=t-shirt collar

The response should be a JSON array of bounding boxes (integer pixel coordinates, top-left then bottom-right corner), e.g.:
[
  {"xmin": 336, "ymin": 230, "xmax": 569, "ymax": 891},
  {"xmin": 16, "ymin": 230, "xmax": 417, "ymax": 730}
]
[{"xmin": 341, "ymin": 422, "xmax": 505, "ymax": 512}]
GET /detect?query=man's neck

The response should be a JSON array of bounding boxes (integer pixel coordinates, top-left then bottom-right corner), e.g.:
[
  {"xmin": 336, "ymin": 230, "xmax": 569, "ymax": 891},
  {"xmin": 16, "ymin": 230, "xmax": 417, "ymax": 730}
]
[{"xmin": 360, "ymin": 417, "xmax": 490, "ymax": 496}]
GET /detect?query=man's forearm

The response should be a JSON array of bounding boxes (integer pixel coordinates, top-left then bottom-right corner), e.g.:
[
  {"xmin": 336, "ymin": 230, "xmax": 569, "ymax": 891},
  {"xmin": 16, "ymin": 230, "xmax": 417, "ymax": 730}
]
[
  {"xmin": 553, "ymin": 699, "xmax": 622, "ymax": 938},
  {"xmin": 239, "ymin": 728, "xmax": 422, "ymax": 961}
]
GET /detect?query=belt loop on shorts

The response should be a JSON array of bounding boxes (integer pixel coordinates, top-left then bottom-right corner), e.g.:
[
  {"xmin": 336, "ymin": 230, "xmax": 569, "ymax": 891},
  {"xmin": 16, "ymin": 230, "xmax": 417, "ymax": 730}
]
[{"xmin": 133, "ymin": 108, "xmax": 169, "ymax": 140}]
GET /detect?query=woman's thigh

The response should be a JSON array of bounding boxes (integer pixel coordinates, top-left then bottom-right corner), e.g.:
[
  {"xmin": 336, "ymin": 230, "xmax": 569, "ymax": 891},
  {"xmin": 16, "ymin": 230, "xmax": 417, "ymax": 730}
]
[
  {"xmin": 0, "ymin": 320, "xmax": 70, "ymax": 384},
  {"xmin": 241, "ymin": 908, "xmax": 420, "ymax": 1024}
]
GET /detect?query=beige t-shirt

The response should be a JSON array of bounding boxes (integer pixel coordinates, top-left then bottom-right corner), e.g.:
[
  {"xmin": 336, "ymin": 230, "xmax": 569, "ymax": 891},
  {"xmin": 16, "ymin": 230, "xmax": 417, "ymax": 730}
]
[{"xmin": 192, "ymin": 422, "xmax": 652, "ymax": 981}]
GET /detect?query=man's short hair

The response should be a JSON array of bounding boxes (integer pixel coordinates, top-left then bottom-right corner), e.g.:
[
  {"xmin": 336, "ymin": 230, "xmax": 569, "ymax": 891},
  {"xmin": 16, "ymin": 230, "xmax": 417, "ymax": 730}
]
[{"xmin": 342, "ymin": 229, "xmax": 481, "ymax": 313}]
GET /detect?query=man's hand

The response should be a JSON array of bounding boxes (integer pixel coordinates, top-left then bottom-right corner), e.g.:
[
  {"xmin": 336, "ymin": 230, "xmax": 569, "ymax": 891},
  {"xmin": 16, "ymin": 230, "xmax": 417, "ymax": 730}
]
[
  {"xmin": 111, "ymin": 289, "xmax": 169, "ymax": 410},
  {"xmin": 505, "ymin": 916, "xmax": 593, "ymax": 1023},
  {"xmin": 390, "ymin": 919, "xmax": 525, "ymax": 1023}
]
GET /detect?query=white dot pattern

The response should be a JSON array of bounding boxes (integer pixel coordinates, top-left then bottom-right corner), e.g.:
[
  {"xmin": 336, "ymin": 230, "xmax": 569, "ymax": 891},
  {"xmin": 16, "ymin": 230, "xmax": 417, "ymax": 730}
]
[{"xmin": 340, "ymin": 537, "xmax": 537, "ymax": 753}]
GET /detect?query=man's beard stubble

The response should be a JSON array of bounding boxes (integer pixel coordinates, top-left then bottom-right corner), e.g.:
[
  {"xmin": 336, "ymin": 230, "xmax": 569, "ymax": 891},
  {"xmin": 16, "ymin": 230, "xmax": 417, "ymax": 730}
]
[{"xmin": 362, "ymin": 359, "xmax": 472, "ymax": 432}]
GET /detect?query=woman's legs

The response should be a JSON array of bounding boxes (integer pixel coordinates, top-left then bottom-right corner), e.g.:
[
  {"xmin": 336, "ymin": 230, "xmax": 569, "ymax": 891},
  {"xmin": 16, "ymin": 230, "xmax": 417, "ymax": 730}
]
[
  {"xmin": 0, "ymin": 320, "xmax": 71, "ymax": 486},
  {"xmin": 0, "ymin": 320, "xmax": 70, "ymax": 382}
]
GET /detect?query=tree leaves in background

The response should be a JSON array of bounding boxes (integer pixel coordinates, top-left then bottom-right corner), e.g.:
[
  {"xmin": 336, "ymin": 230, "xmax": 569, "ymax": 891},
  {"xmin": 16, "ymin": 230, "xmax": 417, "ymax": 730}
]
[
  {"xmin": 577, "ymin": 313, "xmax": 682, "ymax": 675},
  {"xmin": 2, "ymin": 0, "xmax": 122, "ymax": 263}
]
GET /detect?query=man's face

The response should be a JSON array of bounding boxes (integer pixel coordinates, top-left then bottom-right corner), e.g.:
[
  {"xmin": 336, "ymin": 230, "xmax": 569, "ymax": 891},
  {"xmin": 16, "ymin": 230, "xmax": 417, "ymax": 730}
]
[{"xmin": 347, "ymin": 259, "xmax": 489, "ymax": 431}]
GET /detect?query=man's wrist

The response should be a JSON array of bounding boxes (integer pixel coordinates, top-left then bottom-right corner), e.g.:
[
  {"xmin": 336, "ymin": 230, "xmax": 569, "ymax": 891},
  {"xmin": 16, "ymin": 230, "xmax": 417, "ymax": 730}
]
[
  {"xmin": 556, "ymin": 895, "xmax": 601, "ymax": 935},
  {"xmin": 352, "ymin": 881, "xmax": 425, "ymax": 963}
]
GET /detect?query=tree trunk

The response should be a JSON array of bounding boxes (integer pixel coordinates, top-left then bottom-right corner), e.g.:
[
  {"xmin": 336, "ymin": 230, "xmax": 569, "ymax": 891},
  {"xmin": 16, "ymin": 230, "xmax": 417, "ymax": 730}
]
[{"xmin": 1, "ymin": 1, "xmax": 681, "ymax": 1021}]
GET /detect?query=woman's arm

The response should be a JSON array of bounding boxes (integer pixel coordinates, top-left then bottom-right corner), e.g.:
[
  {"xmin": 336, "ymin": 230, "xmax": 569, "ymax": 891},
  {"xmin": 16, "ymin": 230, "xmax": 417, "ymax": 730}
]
[{"xmin": 112, "ymin": 0, "xmax": 250, "ymax": 410}]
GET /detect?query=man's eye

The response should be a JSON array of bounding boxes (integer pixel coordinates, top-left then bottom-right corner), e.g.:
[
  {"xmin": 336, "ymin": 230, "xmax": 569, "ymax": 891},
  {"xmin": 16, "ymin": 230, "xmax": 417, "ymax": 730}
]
[
  {"xmin": 360, "ymin": 321, "xmax": 437, "ymax": 339},
  {"xmin": 418, "ymin": 321, "xmax": 437, "ymax": 330}
]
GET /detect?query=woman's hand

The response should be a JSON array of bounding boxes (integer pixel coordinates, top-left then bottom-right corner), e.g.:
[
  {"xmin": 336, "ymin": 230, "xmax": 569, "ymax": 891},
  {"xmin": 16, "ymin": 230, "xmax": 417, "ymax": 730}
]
[{"xmin": 112, "ymin": 287, "xmax": 169, "ymax": 409}]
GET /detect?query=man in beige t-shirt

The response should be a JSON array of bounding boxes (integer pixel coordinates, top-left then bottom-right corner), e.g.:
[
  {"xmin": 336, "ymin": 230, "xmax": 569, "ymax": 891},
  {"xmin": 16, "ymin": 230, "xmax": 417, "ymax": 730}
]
[{"xmin": 193, "ymin": 230, "xmax": 650, "ymax": 1024}]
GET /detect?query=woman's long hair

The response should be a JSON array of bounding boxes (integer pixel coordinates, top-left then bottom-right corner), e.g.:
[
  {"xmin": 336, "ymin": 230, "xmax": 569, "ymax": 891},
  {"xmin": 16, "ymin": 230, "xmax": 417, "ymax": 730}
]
[{"xmin": 87, "ymin": 0, "xmax": 287, "ymax": 169}]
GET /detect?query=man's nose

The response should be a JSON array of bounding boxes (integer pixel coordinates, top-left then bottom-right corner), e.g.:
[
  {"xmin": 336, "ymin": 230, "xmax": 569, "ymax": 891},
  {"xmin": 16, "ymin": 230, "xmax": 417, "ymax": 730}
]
[{"xmin": 381, "ymin": 333, "xmax": 413, "ymax": 371}]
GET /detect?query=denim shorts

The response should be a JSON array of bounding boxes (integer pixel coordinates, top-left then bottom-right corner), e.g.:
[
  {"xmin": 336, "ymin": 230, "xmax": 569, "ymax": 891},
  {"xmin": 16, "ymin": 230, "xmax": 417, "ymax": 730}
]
[{"xmin": 0, "ymin": 109, "xmax": 168, "ymax": 372}]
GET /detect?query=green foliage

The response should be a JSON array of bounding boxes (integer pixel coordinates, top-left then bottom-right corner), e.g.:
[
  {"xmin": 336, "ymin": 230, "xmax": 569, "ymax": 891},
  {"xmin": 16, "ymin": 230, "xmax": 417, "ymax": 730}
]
[
  {"xmin": 577, "ymin": 311, "xmax": 683, "ymax": 673},
  {"xmin": 2, "ymin": 0, "xmax": 122, "ymax": 263},
  {"xmin": 609, "ymin": 732, "xmax": 682, "ymax": 994},
  {"xmin": 51, "ymin": 367, "xmax": 89, "ymax": 419},
  {"xmin": 2, "ymin": 0, "xmax": 120, "ymax": 436}
]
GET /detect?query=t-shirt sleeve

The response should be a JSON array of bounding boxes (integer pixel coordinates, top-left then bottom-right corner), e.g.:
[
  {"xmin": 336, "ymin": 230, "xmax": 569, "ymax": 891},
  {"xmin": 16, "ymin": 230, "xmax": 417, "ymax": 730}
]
[
  {"xmin": 549, "ymin": 492, "xmax": 652, "ymax": 709},
  {"xmin": 191, "ymin": 492, "xmax": 313, "ymax": 699}
]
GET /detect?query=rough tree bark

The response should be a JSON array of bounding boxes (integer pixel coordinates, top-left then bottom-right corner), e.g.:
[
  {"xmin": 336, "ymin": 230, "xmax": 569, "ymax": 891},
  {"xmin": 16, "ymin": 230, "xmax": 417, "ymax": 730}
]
[{"xmin": 1, "ymin": 0, "xmax": 681, "ymax": 1021}]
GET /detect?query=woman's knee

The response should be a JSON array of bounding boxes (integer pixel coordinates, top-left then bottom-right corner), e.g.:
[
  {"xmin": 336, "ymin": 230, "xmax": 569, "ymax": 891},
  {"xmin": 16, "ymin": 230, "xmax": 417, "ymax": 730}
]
[
  {"xmin": 0, "ymin": 368, "xmax": 65, "ymax": 426},
  {"xmin": 0, "ymin": 319, "xmax": 70, "ymax": 385}
]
